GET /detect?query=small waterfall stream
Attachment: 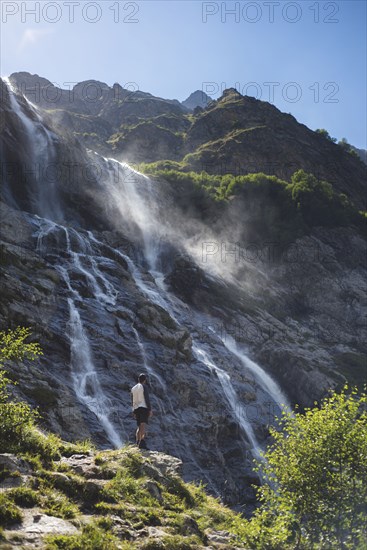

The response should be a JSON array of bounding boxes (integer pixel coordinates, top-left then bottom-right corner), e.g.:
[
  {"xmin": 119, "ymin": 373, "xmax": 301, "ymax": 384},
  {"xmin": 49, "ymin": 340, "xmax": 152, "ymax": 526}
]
[
  {"xmin": 36, "ymin": 218, "xmax": 124, "ymax": 448},
  {"xmin": 220, "ymin": 333, "xmax": 291, "ymax": 413},
  {"xmin": 4, "ymin": 78, "xmax": 62, "ymax": 221}
]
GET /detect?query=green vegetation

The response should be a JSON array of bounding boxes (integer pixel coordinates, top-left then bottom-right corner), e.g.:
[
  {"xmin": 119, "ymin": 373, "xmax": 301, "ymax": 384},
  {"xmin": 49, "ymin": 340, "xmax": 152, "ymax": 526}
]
[
  {"xmin": 45, "ymin": 523, "xmax": 127, "ymax": 550},
  {"xmin": 0, "ymin": 327, "xmax": 43, "ymax": 455},
  {"xmin": 338, "ymin": 137, "xmax": 361, "ymax": 159},
  {"xmin": 315, "ymin": 128, "xmax": 337, "ymax": 143},
  {"xmin": 238, "ymin": 386, "xmax": 367, "ymax": 549},
  {"xmin": 315, "ymin": 130, "xmax": 361, "ymax": 159},
  {"xmin": 139, "ymin": 166, "xmax": 364, "ymax": 242},
  {"xmin": 0, "ymin": 326, "xmax": 42, "ymax": 364},
  {"xmin": 0, "ymin": 493, "xmax": 23, "ymax": 527},
  {"xmin": 289, "ymin": 170, "xmax": 358, "ymax": 227}
]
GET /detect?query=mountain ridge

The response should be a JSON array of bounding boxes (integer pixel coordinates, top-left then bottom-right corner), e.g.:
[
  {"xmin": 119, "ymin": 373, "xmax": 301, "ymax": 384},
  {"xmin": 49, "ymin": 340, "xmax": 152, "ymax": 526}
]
[{"xmin": 8, "ymin": 72, "xmax": 366, "ymax": 209}]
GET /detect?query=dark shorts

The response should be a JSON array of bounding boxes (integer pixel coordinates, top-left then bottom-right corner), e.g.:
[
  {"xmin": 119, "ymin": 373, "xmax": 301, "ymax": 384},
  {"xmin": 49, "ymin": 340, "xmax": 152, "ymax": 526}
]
[{"xmin": 134, "ymin": 407, "xmax": 149, "ymax": 426}]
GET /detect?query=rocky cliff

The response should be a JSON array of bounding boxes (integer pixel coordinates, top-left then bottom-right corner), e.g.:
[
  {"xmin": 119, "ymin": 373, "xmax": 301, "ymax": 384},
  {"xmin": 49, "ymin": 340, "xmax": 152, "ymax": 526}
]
[{"xmin": 0, "ymin": 73, "xmax": 366, "ymax": 509}]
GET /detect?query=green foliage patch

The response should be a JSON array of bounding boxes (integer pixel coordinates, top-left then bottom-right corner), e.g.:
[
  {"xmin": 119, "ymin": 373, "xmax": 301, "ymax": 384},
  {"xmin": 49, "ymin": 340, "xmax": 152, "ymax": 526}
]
[
  {"xmin": 139, "ymin": 166, "xmax": 364, "ymax": 243},
  {"xmin": 236, "ymin": 386, "xmax": 367, "ymax": 549}
]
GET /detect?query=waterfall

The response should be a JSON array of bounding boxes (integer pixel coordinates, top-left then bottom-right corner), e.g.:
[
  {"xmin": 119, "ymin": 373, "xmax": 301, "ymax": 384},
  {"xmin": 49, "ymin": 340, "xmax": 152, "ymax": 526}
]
[
  {"xmin": 99, "ymin": 158, "xmax": 291, "ymax": 463},
  {"xmin": 68, "ymin": 298, "xmax": 123, "ymax": 448},
  {"xmin": 193, "ymin": 344, "xmax": 262, "ymax": 460},
  {"xmin": 5, "ymin": 81, "xmax": 292, "ymax": 474},
  {"xmin": 212, "ymin": 330, "xmax": 291, "ymax": 414},
  {"xmin": 35, "ymin": 217, "xmax": 124, "ymax": 448},
  {"xmin": 93, "ymin": 154, "xmax": 163, "ymax": 271},
  {"xmin": 3, "ymin": 78, "xmax": 62, "ymax": 221}
]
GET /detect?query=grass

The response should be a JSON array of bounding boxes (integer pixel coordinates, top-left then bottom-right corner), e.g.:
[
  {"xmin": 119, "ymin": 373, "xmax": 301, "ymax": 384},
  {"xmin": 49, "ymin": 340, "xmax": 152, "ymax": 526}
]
[
  {"xmin": 45, "ymin": 522, "xmax": 128, "ymax": 550},
  {"xmin": 41, "ymin": 487, "xmax": 80, "ymax": 519},
  {"xmin": 0, "ymin": 493, "xmax": 23, "ymax": 527},
  {"xmin": 0, "ymin": 388, "xmax": 247, "ymax": 549},
  {"xmin": 8, "ymin": 486, "xmax": 40, "ymax": 508},
  {"xmin": 0, "ymin": 439, "xmax": 250, "ymax": 548}
]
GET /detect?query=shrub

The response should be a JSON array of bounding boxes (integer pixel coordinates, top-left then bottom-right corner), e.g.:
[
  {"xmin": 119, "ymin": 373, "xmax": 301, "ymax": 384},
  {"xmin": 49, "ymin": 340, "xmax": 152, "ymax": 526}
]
[
  {"xmin": 0, "ymin": 328, "xmax": 42, "ymax": 453},
  {"xmin": 239, "ymin": 386, "xmax": 367, "ymax": 549},
  {"xmin": 0, "ymin": 493, "xmax": 23, "ymax": 527},
  {"xmin": 9, "ymin": 486, "xmax": 40, "ymax": 508}
]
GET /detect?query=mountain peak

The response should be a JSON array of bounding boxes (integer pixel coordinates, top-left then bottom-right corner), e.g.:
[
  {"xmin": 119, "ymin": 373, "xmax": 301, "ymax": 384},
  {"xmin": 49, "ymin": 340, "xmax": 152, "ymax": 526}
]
[
  {"xmin": 219, "ymin": 87, "xmax": 243, "ymax": 101},
  {"xmin": 182, "ymin": 90, "xmax": 212, "ymax": 111}
]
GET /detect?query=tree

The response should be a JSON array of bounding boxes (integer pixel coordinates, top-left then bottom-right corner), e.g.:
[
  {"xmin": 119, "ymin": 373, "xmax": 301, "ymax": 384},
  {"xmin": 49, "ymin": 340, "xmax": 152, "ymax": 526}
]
[
  {"xmin": 0, "ymin": 327, "xmax": 42, "ymax": 365},
  {"xmin": 338, "ymin": 138, "xmax": 360, "ymax": 159},
  {"xmin": 315, "ymin": 129, "xmax": 337, "ymax": 143},
  {"xmin": 0, "ymin": 327, "xmax": 42, "ymax": 452},
  {"xmin": 243, "ymin": 387, "xmax": 367, "ymax": 549}
]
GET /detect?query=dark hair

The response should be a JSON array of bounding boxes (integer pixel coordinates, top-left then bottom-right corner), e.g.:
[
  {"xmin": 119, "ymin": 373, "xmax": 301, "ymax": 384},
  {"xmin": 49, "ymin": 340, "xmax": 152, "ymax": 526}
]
[{"xmin": 138, "ymin": 373, "xmax": 147, "ymax": 383}]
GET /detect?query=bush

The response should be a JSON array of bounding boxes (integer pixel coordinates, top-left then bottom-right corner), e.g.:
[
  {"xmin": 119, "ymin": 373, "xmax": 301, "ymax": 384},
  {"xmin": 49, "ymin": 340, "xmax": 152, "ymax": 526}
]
[
  {"xmin": 0, "ymin": 493, "xmax": 23, "ymax": 527},
  {"xmin": 0, "ymin": 328, "xmax": 43, "ymax": 453},
  {"xmin": 0, "ymin": 385, "xmax": 38, "ymax": 453},
  {"xmin": 9, "ymin": 486, "xmax": 40, "ymax": 508},
  {"xmin": 239, "ymin": 386, "xmax": 367, "ymax": 549},
  {"xmin": 289, "ymin": 169, "xmax": 359, "ymax": 228}
]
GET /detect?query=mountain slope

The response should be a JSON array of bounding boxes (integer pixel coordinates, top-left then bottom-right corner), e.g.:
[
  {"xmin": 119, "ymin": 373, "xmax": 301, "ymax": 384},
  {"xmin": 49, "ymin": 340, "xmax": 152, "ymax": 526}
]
[
  {"xmin": 182, "ymin": 90, "xmax": 213, "ymax": 110},
  {"xmin": 8, "ymin": 73, "xmax": 366, "ymax": 209}
]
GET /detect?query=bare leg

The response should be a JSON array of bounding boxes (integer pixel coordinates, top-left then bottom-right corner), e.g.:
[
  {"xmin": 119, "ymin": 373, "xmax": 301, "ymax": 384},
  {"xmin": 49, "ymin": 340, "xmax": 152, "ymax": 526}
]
[{"xmin": 139, "ymin": 422, "xmax": 146, "ymax": 442}]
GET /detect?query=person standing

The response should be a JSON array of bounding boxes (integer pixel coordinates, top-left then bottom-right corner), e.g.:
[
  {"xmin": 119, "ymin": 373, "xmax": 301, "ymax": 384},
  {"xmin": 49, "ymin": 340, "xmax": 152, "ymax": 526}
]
[{"xmin": 131, "ymin": 373, "xmax": 152, "ymax": 449}]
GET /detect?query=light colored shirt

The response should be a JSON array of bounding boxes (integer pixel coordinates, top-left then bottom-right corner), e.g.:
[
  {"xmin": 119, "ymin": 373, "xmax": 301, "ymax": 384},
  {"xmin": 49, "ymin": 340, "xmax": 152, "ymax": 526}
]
[{"xmin": 131, "ymin": 383, "xmax": 147, "ymax": 410}]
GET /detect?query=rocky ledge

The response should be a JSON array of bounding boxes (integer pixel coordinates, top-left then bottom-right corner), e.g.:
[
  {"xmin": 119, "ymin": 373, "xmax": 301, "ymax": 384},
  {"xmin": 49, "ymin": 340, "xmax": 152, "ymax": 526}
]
[{"xmin": 0, "ymin": 447, "xmax": 248, "ymax": 549}]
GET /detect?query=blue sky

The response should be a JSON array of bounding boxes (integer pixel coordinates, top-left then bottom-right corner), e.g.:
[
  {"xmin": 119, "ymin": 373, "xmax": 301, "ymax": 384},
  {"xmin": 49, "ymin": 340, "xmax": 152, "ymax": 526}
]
[{"xmin": 1, "ymin": 1, "xmax": 366, "ymax": 148}]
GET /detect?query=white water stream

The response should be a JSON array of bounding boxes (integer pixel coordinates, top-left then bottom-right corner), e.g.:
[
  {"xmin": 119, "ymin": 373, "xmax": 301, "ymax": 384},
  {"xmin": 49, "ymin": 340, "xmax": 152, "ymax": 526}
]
[{"xmin": 4, "ymin": 77, "xmax": 62, "ymax": 221}]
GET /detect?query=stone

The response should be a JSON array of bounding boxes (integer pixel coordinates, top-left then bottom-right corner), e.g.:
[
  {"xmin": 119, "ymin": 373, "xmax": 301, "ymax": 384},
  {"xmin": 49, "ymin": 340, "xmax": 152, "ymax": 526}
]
[
  {"xmin": 3, "ymin": 508, "xmax": 79, "ymax": 548},
  {"xmin": 144, "ymin": 480, "xmax": 163, "ymax": 502},
  {"xmin": 0, "ymin": 454, "xmax": 33, "ymax": 475},
  {"xmin": 179, "ymin": 514, "xmax": 202, "ymax": 537},
  {"xmin": 60, "ymin": 454, "xmax": 100, "ymax": 478}
]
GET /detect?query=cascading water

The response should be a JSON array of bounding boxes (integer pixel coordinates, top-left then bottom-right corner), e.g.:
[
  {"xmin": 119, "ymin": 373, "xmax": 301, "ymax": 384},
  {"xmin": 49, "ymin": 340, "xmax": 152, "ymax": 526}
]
[
  {"xmin": 98, "ymin": 155, "xmax": 291, "ymax": 463},
  {"xmin": 3, "ymin": 78, "xmax": 62, "ymax": 221},
  {"xmin": 93, "ymin": 154, "xmax": 163, "ymax": 271},
  {"xmin": 68, "ymin": 298, "xmax": 123, "ymax": 448},
  {"xmin": 193, "ymin": 344, "xmax": 263, "ymax": 460},
  {"xmin": 212, "ymin": 330, "xmax": 291, "ymax": 414},
  {"xmin": 36, "ymin": 218, "xmax": 124, "ymax": 448}
]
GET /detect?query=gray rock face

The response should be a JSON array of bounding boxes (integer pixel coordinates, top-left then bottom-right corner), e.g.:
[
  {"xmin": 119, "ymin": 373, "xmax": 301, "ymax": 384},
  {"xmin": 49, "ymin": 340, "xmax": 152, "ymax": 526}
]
[{"xmin": 0, "ymin": 76, "xmax": 366, "ymax": 510}]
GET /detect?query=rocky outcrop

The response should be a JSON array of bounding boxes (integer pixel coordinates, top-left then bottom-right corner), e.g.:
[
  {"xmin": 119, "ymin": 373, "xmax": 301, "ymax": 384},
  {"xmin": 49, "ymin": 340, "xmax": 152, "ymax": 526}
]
[{"xmin": 0, "ymin": 448, "xmax": 247, "ymax": 549}]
